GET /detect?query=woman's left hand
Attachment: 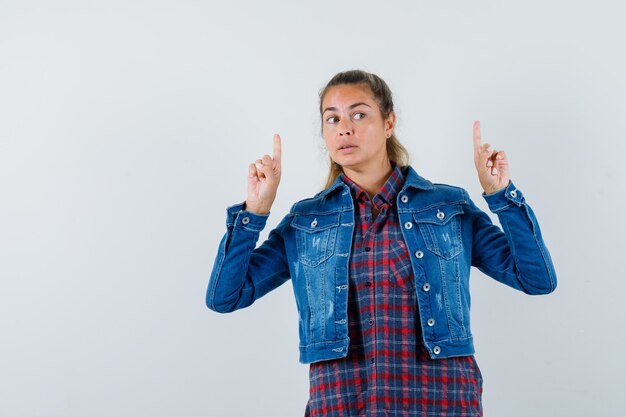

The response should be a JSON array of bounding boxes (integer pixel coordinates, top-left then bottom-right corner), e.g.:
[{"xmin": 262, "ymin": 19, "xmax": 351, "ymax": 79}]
[{"xmin": 473, "ymin": 120, "xmax": 510, "ymax": 195}]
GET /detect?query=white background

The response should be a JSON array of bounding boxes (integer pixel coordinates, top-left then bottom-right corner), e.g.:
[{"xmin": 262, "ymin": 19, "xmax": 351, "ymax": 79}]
[{"xmin": 1, "ymin": 1, "xmax": 625, "ymax": 416}]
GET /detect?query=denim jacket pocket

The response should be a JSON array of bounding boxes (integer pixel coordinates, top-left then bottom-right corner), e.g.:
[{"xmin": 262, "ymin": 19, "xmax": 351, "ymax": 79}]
[
  {"xmin": 413, "ymin": 205, "xmax": 464, "ymax": 260},
  {"xmin": 291, "ymin": 213, "xmax": 340, "ymax": 267}
]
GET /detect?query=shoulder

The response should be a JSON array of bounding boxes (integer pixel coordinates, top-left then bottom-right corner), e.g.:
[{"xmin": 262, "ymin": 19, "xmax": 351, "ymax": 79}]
[
  {"xmin": 430, "ymin": 182, "xmax": 470, "ymax": 199},
  {"xmin": 288, "ymin": 185, "xmax": 348, "ymax": 215},
  {"xmin": 403, "ymin": 166, "xmax": 470, "ymax": 204}
]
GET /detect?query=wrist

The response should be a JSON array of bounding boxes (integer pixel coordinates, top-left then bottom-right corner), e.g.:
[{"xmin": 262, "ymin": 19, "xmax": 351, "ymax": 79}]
[
  {"xmin": 244, "ymin": 201, "xmax": 271, "ymax": 215},
  {"xmin": 482, "ymin": 180, "xmax": 510, "ymax": 196}
]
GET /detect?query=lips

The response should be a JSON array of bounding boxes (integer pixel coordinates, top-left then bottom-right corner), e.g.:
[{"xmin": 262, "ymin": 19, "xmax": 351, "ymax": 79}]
[{"xmin": 338, "ymin": 144, "xmax": 356, "ymax": 150}]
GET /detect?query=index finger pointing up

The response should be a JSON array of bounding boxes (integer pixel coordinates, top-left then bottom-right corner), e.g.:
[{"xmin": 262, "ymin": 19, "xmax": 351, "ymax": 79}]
[
  {"xmin": 472, "ymin": 120, "xmax": 482, "ymax": 155},
  {"xmin": 273, "ymin": 133, "xmax": 282, "ymax": 164}
]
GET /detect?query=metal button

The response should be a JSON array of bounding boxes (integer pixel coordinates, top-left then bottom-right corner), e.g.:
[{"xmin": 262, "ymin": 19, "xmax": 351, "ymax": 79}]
[
  {"xmin": 510, "ymin": 190, "xmax": 518, "ymax": 198},
  {"xmin": 404, "ymin": 221, "xmax": 413, "ymax": 230},
  {"xmin": 311, "ymin": 218, "xmax": 318, "ymax": 228},
  {"xmin": 436, "ymin": 210, "xmax": 445, "ymax": 220},
  {"xmin": 427, "ymin": 318, "xmax": 435, "ymax": 327},
  {"xmin": 433, "ymin": 346, "xmax": 441, "ymax": 355},
  {"xmin": 422, "ymin": 283, "xmax": 431, "ymax": 292},
  {"xmin": 241, "ymin": 217, "xmax": 250, "ymax": 225},
  {"xmin": 400, "ymin": 195, "xmax": 408, "ymax": 203},
  {"xmin": 415, "ymin": 250, "xmax": 424, "ymax": 259}
]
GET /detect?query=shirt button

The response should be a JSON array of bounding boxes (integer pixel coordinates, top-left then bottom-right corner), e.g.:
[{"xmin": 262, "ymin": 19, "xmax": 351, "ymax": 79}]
[
  {"xmin": 415, "ymin": 250, "xmax": 424, "ymax": 259},
  {"xmin": 368, "ymin": 319, "xmax": 374, "ymax": 326},
  {"xmin": 436, "ymin": 210, "xmax": 445, "ymax": 220},
  {"xmin": 370, "ymin": 358, "xmax": 375, "ymax": 364},
  {"xmin": 400, "ymin": 195, "xmax": 409, "ymax": 203},
  {"xmin": 365, "ymin": 281, "xmax": 372, "ymax": 287},
  {"xmin": 427, "ymin": 318, "xmax": 435, "ymax": 327},
  {"xmin": 510, "ymin": 190, "xmax": 518, "ymax": 198},
  {"xmin": 404, "ymin": 221, "xmax": 413, "ymax": 230},
  {"xmin": 433, "ymin": 346, "xmax": 441, "ymax": 355},
  {"xmin": 241, "ymin": 217, "xmax": 250, "ymax": 225},
  {"xmin": 422, "ymin": 283, "xmax": 431, "ymax": 292},
  {"xmin": 364, "ymin": 246, "xmax": 372, "ymax": 252}
]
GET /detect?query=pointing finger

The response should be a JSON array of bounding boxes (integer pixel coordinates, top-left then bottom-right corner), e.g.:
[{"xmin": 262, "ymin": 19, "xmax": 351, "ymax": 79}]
[
  {"xmin": 473, "ymin": 120, "xmax": 482, "ymax": 155},
  {"xmin": 273, "ymin": 133, "xmax": 282, "ymax": 165}
]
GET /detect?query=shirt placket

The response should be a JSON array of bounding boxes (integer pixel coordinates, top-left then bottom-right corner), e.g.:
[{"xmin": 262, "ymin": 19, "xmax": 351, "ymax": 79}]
[{"xmin": 361, "ymin": 195, "xmax": 392, "ymax": 414}]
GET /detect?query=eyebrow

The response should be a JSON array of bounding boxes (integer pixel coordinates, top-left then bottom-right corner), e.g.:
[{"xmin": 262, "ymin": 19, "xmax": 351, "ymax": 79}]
[{"xmin": 322, "ymin": 102, "xmax": 372, "ymax": 114}]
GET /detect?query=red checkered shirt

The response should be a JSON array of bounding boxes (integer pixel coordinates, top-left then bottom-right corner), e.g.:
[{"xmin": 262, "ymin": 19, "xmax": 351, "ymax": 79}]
[{"xmin": 304, "ymin": 164, "xmax": 483, "ymax": 417}]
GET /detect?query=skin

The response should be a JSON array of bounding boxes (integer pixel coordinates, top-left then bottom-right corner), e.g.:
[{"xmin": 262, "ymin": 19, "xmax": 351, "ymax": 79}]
[
  {"xmin": 320, "ymin": 84, "xmax": 396, "ymax": 197},
  {"xmin": 244, "ymin": 85, "xmax": 510, "ymax": 215},
  {"xmin": 473, "ymin": 120, "xmax": 511, "ymax": 195}
]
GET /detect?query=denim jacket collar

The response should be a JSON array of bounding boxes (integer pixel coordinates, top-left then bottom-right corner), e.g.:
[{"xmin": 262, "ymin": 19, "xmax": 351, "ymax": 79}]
[{"xmin": 321, "ymin": 165, "xmax": 435, "ymax": 200}]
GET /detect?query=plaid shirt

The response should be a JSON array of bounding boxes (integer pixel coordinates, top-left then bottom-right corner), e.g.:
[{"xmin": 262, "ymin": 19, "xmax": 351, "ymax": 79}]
[{"xmin": 304, "ymin": 164, "xmax": 483, "ymax": 417}]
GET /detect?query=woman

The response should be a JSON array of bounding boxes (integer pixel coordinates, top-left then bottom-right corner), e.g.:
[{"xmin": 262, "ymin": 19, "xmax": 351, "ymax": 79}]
[{"xmin": 206, "ymin": 70, "xmax": 557, "ymax": 416}]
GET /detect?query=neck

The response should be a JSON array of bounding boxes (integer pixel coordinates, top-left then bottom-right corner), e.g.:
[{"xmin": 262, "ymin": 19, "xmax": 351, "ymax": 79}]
[{"xmin": 343, "ymin": 158, "xmax": 393, "ymax": 199}]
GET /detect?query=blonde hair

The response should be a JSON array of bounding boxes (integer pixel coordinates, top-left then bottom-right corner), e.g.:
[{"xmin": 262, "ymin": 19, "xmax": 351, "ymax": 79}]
[{"xmin": 319, "ymin": 70, "xmax": 410, "ymax": 189}]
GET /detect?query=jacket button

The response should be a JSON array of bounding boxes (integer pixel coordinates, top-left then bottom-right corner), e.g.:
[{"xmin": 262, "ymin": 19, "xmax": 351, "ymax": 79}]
[
  {"xmin": 422, "ymin": 283, "xmax": 431, "ymax": 292},
  {"xmin": 427, "ymin": 318, "xmax": 435, "ymax": 327},
  {"xmin": 436, "ymin": 210, "xmax": 445, "ymax": 220},
  {"xmin": 415, "ymin": 250, "xmax": 424, "ymax": 259},
  {"xmin": 510, "ymin": 190, "xmax": 518, "ymax": 198},
  {"xmin": 433, "ymin": 346, "xmax": 441, "ymax": 355},
  {"xmin": 311, "ymin": 218, "xmax": 318, "ymax": 228},
  {"xmin": 400, "ymin": 195, "xmax": 409, "ymax": 203},
  {"xmin": 404, "ymin": 221, "xmax": 413, "ymax": 230},
  {"xmin": 241, "ymin": 217, "xmax": 250, "ymax": 225}
]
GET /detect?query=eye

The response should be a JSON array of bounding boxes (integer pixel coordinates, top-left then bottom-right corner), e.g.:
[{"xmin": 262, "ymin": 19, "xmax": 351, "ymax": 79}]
[
  {"xmin": 326, "ymin": 115, "xmax": 339, "ymax": 124},
  {"xmin": 353, "ymin": 112, "xmax": 365, "ymax": 120}
]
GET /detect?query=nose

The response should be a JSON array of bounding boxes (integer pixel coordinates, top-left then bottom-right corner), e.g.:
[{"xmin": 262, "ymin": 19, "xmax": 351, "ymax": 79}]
[{"xmin": 338, "ymin": 118, "xmax": 353, "ymax": 136}]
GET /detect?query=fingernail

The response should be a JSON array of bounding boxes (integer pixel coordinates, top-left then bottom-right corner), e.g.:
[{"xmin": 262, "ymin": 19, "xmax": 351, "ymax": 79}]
[
  {"xmin": 486, "ymin": 160, "xmax": 493, "ymax": 167},
  {"xmin": 255, "ymin": 163, "xmax": 262, "ymax": 169},
  {"xmin": 492, "ymin": 167, "xmax": 498, "ymax": 175}
]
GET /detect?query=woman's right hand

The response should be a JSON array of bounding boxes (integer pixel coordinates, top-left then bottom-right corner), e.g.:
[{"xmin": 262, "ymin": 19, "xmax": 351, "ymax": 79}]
[{"xmin": 245, "ymin": 134, "xmax": 282, "ymax": 215}]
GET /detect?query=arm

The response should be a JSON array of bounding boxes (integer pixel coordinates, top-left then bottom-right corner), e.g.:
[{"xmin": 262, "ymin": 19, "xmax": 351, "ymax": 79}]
[
  {"xmin": 469, "ymin": 121, "xmax": 556, "ymax": 294},
  {"xmin": 466, "ymin": 184, "xmax": 557, "ymax": 294},
  {"xmin": 206, "ymin": 133, "xmax": 288, "ymax": 312},
  {"xmin": 206, "ymin": 203, "xmax": 291, "ymax": 312}
]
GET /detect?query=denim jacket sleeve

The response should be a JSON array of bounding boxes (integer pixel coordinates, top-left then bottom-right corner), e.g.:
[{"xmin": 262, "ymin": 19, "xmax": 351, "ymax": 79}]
[
  {"xmin": 206, "ymin": 202, "xmax": 291, "ymax": 313},
  {"xmin": 466, "ymin": 181, "xmax": 557, "ymax": 294}
]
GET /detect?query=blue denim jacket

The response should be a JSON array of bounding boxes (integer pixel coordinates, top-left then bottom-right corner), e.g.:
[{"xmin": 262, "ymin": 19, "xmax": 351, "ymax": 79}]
[{"xmin": 206, "ymin": 166, "xmax": 557, "ymax": 364}]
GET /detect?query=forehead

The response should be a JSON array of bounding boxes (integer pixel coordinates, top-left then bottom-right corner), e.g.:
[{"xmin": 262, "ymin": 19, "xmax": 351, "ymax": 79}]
[{"xmin": 322, "ymin": 84, "xmax": 377, "ymax": 109}]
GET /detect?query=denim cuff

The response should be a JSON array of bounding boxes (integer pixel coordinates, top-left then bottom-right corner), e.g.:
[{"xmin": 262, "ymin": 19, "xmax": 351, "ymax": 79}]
[
  {"xmin": 225, "ymin": 202, "xmax": 270, "ymax": 232},
  {"xmin": 482, "ymin": 180, "xmax": 525, "ymax": 213}
]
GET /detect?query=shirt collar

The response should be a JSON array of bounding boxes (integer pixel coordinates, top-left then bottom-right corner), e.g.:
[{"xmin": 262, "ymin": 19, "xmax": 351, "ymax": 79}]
[
  {"xmin": 321, "ymin": 164, "xmax": 434, "ymax": 200},
  {"xmin": 340, "ymin": 162, "xmax": 405, "ymax": 209}
]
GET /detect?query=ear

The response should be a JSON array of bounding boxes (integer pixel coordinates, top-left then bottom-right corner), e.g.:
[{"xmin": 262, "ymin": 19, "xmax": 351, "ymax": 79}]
[{"xmin": 384, "ymin": 111, "xmax": 396, "ymax": 138}]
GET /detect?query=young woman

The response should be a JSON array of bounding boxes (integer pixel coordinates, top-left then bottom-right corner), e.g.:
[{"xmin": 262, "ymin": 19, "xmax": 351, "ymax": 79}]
[{"xmin": 206, "ymin": 70, "xmax": 557, "ymax": 416}]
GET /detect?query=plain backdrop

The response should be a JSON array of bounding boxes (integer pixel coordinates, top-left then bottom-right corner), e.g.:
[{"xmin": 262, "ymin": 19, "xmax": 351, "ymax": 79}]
[{"xmin": 1, "ymin": 1, "xmax": 625, "ymax": 416}]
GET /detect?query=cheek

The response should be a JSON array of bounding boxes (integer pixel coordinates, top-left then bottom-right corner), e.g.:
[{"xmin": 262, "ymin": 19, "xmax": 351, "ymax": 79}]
[{"xmin": 322, "ymin": 128, "xmax": 333, "ymax": 148}]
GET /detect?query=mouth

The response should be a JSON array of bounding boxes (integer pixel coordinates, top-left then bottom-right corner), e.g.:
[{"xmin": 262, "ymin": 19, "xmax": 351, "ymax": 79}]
[{"xmin": 338, "ymin": 144, "xmax": 357, "ymax": 150}]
